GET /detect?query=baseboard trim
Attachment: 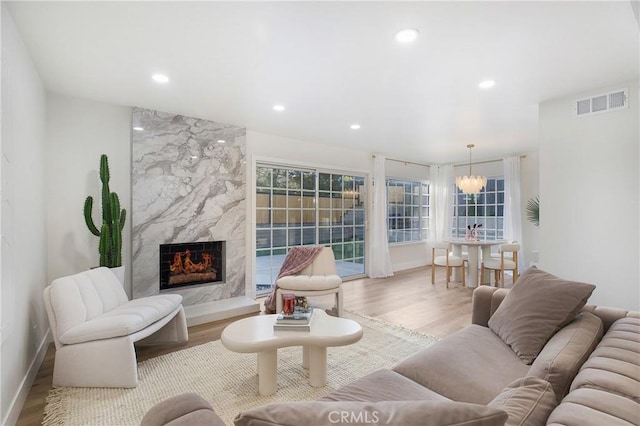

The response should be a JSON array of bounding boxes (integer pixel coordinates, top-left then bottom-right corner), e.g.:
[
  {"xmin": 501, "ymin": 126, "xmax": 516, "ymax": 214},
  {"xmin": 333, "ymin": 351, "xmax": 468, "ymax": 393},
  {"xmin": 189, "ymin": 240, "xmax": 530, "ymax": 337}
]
[
  {"xmin": 393, "ymin": 259, "xmax": 428, "ymax": 273},
  {"xmin": 3, "ymin": 328, "xmax": 51, "ymax": 426},
  {"xmin": 184, "ymin": 296, "xmax": 260, "ymax": 327}
]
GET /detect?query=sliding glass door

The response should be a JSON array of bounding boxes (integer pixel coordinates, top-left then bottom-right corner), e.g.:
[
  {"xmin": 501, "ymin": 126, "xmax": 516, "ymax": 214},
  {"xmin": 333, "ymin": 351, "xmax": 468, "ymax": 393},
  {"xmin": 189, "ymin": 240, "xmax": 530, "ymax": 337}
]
[{"xmin": 256, "ymin": 165, "xmax": 366, "ymax": 295}]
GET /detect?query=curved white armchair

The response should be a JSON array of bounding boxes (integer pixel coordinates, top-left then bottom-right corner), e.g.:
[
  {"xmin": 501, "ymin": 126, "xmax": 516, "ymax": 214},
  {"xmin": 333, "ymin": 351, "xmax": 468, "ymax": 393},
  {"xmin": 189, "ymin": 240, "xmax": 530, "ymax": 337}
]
[
  {"xmin": 481, "ymin": 243, "xmax": 520, "ymax": 287},
  {"xmin": 431, "ymin": 242, "xmax": 465, "ymax": 288},
  {"xmin": 275, "ymin": 247, "xmax": 344, "ymax": 317},
  {"xmin": 43, "ymin": 267, "xmax": 188, "ymax": 388}
]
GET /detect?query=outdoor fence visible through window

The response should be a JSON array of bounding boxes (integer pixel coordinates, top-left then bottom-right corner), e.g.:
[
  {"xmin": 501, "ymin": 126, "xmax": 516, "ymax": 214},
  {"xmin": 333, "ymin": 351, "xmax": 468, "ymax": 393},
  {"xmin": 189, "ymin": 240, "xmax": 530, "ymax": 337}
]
[
  {"xmin": 256, "ymin": 164, "xmax": 366, "ymax": 295},
  {"xmin": 386, "ymin": 178, "xmax": 429, "ymax": 244}
]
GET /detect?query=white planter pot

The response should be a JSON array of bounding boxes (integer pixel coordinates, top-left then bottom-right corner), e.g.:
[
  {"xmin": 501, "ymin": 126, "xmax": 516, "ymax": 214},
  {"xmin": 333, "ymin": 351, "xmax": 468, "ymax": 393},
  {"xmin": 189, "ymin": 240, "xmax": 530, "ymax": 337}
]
[{"xmin": 110, "ymin": 265, "xmax": 126, "ymax": 287}]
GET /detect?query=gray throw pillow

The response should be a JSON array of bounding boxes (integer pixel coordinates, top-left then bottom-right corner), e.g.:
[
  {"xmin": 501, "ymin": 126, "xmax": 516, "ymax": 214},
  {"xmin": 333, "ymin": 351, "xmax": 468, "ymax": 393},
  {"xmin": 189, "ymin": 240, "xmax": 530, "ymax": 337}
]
[
  {"xmin": 488, "ymin": 267, "xmax": 596, "ymax": 364},
  {"xmin": 488, "ymin": 376, "xmax": 557, "ymax": 426}
]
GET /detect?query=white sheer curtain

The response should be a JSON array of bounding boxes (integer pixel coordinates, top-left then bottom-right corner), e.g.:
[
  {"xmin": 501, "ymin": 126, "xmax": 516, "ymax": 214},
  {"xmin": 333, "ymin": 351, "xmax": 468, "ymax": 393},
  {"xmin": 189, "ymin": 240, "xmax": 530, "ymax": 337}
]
[
  {"xmin": 503, "ymin": 156, "xmax": 525, "ymax": 270},
  {"xmin": 428, "ymin": 165, "xmax": 454, "ymax": 242},
  {"xmin": 370, "ymin": 155, "xmax": 394, "ymax": 278}
]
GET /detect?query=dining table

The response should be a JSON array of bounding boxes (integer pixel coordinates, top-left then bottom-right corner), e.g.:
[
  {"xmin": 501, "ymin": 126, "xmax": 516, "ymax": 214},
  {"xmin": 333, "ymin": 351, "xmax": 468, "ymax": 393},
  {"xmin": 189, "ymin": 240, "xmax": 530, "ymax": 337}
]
[{"xmin": 445, "ymin": 238, "xmax": 506, "ymax": 287}]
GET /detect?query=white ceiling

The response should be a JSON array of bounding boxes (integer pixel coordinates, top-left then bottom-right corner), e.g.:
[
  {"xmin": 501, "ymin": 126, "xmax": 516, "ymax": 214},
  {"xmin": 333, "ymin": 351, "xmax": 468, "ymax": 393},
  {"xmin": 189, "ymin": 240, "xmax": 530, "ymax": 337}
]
[{"xmin": 6, "ymin": 1, "xmax": 639, "ymax": 164}]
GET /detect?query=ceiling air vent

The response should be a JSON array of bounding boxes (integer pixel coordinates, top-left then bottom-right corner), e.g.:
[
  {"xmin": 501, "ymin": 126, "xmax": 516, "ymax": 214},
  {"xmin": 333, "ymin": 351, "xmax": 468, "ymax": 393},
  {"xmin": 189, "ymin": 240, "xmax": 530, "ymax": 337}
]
[{"xmin": 574, "ymin": 88, "xmax": 628, "ymax": 117}]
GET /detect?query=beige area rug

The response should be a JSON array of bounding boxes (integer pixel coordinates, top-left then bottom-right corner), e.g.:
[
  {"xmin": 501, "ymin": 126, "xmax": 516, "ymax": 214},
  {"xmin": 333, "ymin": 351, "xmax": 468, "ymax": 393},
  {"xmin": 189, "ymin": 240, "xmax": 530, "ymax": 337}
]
[{"xmin": 43, "ymin": 312, "xmax": 437, "ymax": 426}]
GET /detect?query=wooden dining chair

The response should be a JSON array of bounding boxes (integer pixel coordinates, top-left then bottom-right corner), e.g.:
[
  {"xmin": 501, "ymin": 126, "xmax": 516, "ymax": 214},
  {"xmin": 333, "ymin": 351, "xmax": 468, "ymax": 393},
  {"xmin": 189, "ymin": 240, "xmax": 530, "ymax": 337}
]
[
  {"xmin": 480, "ymin": 243, "xmax": 520, "ymax": 287},
  {"xmin": 431, "ymin": 242, "xmax": 465, "ymax": 288}
]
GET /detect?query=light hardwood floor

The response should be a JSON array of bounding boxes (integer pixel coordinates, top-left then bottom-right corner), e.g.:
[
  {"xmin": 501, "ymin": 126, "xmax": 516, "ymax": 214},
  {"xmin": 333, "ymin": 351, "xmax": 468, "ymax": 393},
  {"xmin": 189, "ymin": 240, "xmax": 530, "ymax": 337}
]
[{"xmin": 16, "ymin": 266, "xmax": 472, "ymax": 425}]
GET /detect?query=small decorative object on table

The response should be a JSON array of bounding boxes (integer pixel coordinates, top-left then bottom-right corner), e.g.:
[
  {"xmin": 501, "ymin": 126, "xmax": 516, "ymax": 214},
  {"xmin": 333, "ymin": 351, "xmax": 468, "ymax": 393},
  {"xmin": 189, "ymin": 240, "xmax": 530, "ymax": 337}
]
[
  {"xmin": 295, "ymin": 296, "xmax": 310, "ymax": 312},
  {"xmin": 274, "ymin": 308, "xmax": 315, "ymax": 331},
  {"xmin": 465, "ymin": 223, "xmax": 483, "ymax": 241},
  {"xmin": 282, "ymin": 293, "xmax": 296, "ymax": 315}
]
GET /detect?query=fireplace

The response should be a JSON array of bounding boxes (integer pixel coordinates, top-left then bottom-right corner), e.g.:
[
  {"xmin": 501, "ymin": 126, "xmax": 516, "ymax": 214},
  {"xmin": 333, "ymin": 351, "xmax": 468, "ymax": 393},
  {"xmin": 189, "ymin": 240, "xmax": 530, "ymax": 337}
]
[{"xmin": 159, "ymin": 241, "xmax": 225, "ymax": 291}]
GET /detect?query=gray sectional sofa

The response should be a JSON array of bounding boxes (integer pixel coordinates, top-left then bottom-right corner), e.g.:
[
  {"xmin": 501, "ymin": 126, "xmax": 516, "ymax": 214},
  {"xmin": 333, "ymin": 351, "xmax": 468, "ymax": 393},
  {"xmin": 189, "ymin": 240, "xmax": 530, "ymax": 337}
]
[{"xmin": 142, "ymin": 268, "xmax": 640, "ymax": 426}]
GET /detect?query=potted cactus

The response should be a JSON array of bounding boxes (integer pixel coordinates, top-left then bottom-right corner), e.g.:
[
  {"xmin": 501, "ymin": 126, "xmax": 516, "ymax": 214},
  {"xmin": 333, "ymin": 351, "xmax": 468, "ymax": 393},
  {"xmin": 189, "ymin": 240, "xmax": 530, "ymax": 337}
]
[{"xmin": 84, "ymin": 154, "xmax": 127, "ymax": 283}]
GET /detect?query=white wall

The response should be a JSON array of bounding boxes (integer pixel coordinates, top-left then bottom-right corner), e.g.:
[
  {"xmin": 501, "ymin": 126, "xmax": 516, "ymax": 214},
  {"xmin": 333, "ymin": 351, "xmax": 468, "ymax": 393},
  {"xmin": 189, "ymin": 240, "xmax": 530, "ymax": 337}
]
[
  {"xmin": 539, "ymin": 81, "xmax": 639, "ymax": 310},
  {"xmin": 520, "ymin": 150, "xmax": 540, "ymax": 266},
  {"xmin": 45, "ymin": 94, "xmax": 132, "ymax": 295},
  {"xmin": 0, "ymin": 6, "xmax": 49, "ymax": 424}
]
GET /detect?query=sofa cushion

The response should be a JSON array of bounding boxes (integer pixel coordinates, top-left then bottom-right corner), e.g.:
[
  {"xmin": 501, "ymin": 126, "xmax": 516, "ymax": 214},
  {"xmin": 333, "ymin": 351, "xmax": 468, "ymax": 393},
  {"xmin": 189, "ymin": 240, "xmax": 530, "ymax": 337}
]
[
  {"xmin": 488, "ymin": 267, "xmax": 596, "ymax": 364},
  {"xmin": 393, "ymin": 324, "xmax": 529, "ymax": 404},
  {"xmin": 277, "ymin": 274, "xmax": 342, "ymax": 291},
  {"xmin": 141, "ymin": 393, "xmax": 225, "ymax": 426},
  {"xmin": 487, "ymin": 376, "xmax": 557, "ymax": 426},
  {"xmin": 569, "ymin": 317, "xmax": 640, "ymax": 401},
  {"xmin": 547, "ymin": 316, "xmax": 640, "ymax": 425},
  {"xmin": 527, "ymin": 311, "xmax": 603, "ymax": 402},
  {"xmin": 234, "ymin": 400, "xmax": 508, "ymax": 426},
  {"xmin": 319, "ymin": 369, "xmax": 450, "ymax": 402},
  {"xmin": 58, "ymin": 294, "xmax": 183, "ymax": 345},
  {"xmin": 546, "ymin": 388, "xmax": 639, "ymax": 426}
]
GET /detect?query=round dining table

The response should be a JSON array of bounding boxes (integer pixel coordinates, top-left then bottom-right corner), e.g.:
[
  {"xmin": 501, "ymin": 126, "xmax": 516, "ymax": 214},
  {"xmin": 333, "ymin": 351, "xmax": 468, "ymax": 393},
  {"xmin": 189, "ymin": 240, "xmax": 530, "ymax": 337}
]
[{"xmin": 445, "ymin": 238, "xmax": 506, "ymax": 287}]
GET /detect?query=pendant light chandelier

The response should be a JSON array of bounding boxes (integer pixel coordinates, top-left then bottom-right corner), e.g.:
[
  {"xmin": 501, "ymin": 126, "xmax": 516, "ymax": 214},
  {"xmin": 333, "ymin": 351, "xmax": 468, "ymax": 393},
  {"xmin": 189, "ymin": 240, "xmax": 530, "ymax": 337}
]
[{"xmin": 456, "ymin": 144, "xmax": 487, "ymax": 194}]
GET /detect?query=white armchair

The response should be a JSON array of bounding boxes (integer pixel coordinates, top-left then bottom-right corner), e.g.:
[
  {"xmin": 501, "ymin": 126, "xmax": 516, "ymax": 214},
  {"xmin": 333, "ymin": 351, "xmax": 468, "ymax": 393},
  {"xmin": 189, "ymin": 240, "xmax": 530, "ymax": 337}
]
[
  {"xmin": 43, "ymin": 267, "xmax": 188, "ymax": 388},
  {"xmin": 275, "ymin": 247, "xmax": 344, "ymax": 317}
]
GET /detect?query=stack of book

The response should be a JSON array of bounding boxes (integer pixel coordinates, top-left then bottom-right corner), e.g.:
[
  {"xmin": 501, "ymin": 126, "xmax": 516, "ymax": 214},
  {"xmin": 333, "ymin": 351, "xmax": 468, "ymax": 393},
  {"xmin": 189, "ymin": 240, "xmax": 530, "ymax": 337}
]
[{"xmin": 273, "ymin": 309, "xmax": 314, "ymax": 331}]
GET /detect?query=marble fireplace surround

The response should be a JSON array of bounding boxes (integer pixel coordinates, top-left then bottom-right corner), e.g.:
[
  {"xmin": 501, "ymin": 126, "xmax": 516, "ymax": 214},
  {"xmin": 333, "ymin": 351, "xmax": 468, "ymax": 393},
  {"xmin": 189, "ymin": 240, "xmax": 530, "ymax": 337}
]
[{"xmin": 131, "ymin": 107, "xmax": 258, "ymax": 324}]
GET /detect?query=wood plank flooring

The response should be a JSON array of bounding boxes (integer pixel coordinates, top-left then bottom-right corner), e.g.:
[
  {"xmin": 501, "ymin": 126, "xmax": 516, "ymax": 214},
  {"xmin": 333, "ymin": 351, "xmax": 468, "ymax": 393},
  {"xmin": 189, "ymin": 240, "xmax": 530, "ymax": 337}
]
[{"xmin": 16, "ymin": 266, "xmax": 472, "ymax": 425}]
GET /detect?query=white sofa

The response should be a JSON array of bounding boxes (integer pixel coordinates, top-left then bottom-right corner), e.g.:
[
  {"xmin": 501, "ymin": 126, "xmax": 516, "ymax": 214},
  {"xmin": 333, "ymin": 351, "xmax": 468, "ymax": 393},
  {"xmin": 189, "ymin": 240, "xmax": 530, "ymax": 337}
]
[{"xmin": 43, "ymin": 267, "xmax": 188, "ymax": 388}]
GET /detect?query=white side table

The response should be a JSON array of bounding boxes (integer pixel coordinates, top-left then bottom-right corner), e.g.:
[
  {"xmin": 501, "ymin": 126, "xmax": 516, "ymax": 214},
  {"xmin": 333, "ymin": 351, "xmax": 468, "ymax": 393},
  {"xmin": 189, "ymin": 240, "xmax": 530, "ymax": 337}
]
[{"xmin": 221, "ymin": 309, "xmax": 363, "ymax": 395}]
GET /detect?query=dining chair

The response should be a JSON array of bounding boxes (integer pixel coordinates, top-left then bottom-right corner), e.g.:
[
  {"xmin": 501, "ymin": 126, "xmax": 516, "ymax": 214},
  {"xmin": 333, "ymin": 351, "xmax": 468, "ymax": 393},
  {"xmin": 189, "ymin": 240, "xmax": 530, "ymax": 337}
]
[
  {"xmin": 480, "ymin": 242, "xmax": 520, "ymax": 287},
  {"xmin": 431, "ymin": 242, "xmax": 465, "ymax": 288}
]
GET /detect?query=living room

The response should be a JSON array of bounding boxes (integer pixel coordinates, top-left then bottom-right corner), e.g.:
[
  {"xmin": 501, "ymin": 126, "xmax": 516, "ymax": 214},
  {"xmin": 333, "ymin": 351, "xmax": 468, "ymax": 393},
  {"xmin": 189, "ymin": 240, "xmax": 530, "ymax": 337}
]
[{"xmin": 2, "ymin": 1, "xmax": 639, "ymax": 425}]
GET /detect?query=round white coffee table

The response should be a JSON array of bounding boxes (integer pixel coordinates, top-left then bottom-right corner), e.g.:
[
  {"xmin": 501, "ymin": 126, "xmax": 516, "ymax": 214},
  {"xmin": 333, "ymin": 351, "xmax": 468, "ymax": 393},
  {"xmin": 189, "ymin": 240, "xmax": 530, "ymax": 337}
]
[{"xmin": 221, "ymin": 309, "xmax": 363, "ymax": 395}]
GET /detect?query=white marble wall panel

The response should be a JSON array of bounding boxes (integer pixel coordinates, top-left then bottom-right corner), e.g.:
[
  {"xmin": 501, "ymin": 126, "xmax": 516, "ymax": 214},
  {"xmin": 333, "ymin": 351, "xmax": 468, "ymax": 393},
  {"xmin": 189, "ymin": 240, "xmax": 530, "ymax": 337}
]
[{"xmin": 131, "ymin": 108, "xmax": 246, "ymax": 304}]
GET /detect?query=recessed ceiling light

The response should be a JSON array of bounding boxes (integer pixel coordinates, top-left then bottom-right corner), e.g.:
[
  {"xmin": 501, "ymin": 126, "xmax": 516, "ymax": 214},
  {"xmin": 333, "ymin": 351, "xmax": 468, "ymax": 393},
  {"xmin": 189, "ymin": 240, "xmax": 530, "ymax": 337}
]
[
  {"xmin": 191, "ymin": 155, "xmax": 198, "ymax": 159},
  {"xmin": 217, "ymin": 139, "xmax": 226, "ymax": 144},
  {"xmin": 395, "ymin": 29, "xmax": 419, "ymax": 43},
  {"xmin": 350, "ymin": 124, "xmax": 361, "ymax": 130},
  {"xmin": 133, "ymin": 126, "xmax": 144, "ymax": 131},
  {"xmin": 152, "ymin": 73, "xmax": 169, "ymax": 83},
  {"xmin": 478, "ymin": 80, "xmax": 496, "ymax": 89},
  {"xmin": 273, "ymin": 104, "xmax": 285, "ymax": 112}
]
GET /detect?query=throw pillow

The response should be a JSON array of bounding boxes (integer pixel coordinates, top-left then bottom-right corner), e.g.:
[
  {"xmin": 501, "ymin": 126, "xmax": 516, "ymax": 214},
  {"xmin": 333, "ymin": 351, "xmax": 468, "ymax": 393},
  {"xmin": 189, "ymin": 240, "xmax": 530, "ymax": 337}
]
[
  {"xmin": 141, "ymin": 393, "xmax": 225, "ymax": 426},
  {"xmin": 528, "ymin": 311, "xmax": 603, "ymax": 402},
  {"xmin": 234, "ymin": 400, "xmax": 508, "ymax": 426},
  {"xmin": 488, "ymin": 267, "xmax": 596, "ymax": 364},
  {"xmin": 488, "ymin": 376, "xmax": 557, "ymax": 426}
]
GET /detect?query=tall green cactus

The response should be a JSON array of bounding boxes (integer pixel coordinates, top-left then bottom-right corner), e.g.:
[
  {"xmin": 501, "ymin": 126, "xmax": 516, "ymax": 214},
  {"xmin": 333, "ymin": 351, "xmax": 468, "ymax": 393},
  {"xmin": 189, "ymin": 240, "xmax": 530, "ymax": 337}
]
[{"xmin": 83, "ymin": 154, "xmax": 127, "ymax": 267}]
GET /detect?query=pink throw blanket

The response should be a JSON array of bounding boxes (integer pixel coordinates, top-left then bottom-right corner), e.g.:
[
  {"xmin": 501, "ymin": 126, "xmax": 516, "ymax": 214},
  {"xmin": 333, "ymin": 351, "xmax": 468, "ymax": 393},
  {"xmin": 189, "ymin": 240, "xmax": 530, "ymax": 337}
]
[{"xmin": 264, "ymin": 245, "xmax": 325, "ymax": 313}]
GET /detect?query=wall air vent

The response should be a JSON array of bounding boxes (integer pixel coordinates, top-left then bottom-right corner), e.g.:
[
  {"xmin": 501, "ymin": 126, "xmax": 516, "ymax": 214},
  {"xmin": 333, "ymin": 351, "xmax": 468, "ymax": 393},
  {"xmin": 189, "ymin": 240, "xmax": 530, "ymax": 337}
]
[{"xmin": 574, "ymin": 88, "xmax": 628, "ymax": 117}]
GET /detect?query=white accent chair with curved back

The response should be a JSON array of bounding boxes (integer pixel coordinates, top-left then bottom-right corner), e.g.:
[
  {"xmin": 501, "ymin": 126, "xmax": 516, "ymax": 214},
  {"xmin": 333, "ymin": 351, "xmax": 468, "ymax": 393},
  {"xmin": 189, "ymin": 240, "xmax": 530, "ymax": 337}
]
[
  {"xmin": 481, "ymin": 242, "xmax": 520, "ymax": 287},
  {"xmin": 43, "ymin": 267, "xmax": 188, "ymax": 388},
  {"xmin": 431, "ymin": 242, "xmax": 465, "ymax": 288},
  {"xmin": 275, "ymin": 247, "xmax": 344, "ymax": 317}
]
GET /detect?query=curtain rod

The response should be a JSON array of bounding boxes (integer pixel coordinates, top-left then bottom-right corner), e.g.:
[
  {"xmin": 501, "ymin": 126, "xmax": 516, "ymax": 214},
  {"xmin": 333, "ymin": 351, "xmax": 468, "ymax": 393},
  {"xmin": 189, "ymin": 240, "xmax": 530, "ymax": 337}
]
[
  {"xmin": 371, "ymin": 154, "xmax": 432, "ymax": 168},
  {"xmin": 453, "ymin": 154, "xmax": 527, "ymax": 168},
  {"xmin": 372, "ymin": 153, "xmax": 527, "ymax": 168}
]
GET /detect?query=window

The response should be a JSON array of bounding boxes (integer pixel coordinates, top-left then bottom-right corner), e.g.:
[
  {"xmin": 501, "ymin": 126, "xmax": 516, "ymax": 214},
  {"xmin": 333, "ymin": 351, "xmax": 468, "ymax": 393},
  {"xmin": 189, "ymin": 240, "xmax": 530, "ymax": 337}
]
[
  {"xmin": 387, "ymin": 178, "xmax": 429, "ymax": 244},
  {"xmin": 451, "ymin": 177, "xmax": 504, "ymax": 240},
  {"xmin": 256, "ymin": 165, "xmax": 366, "ymax": 295}
]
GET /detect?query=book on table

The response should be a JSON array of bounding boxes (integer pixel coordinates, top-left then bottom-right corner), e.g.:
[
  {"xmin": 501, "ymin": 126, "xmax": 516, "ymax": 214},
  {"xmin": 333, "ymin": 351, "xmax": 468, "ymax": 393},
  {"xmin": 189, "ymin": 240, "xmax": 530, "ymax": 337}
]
[
  {"xmin": 273, "ymin": 322, "xmax": 312, "ymax": 332},
  {"xmin": 274, "ymin": 310, "xmax": 314, "ymax": 331},
  {"xmin": 275, "ymin": 309, "xmax": 314, "ymax": 325}
]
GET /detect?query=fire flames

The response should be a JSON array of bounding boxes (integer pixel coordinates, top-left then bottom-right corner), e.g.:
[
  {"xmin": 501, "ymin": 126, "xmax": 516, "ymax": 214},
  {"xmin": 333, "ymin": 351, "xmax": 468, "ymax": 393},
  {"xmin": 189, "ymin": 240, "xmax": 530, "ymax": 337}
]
[{"xmin": 169, "ymin": 250, "xmax": 213, "ymax": 275}]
